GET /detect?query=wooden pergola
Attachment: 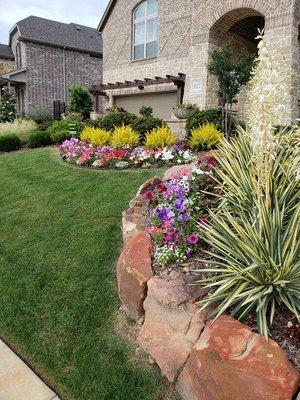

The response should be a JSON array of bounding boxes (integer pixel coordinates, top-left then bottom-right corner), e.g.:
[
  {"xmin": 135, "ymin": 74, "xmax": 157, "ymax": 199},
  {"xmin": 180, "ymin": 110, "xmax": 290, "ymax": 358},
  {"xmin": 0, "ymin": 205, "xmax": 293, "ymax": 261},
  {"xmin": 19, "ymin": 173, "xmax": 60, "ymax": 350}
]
[{"xmin": 90, "ymin": 73, "xmax": 186, "ymax": 112}]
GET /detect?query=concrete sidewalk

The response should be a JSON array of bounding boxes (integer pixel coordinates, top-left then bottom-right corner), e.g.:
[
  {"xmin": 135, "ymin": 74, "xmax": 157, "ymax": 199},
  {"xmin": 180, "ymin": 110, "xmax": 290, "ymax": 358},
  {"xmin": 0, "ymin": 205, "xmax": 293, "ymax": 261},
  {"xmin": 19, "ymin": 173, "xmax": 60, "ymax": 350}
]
[{"xmin": 0, "ymin": 339, "xmax": 60, "ymax": 400}]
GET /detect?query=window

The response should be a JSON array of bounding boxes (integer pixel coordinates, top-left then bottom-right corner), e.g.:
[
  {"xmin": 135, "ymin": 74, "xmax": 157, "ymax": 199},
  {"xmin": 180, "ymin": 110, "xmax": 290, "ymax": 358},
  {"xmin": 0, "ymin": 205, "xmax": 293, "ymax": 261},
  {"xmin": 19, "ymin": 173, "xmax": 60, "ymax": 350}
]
[
  {"xmin": 16, "ymin": 42, "xmax": 22, "ymax": 69},
  {"xmin": 133, "ymin": 0, "xmax": 158, "ymax": 61}
]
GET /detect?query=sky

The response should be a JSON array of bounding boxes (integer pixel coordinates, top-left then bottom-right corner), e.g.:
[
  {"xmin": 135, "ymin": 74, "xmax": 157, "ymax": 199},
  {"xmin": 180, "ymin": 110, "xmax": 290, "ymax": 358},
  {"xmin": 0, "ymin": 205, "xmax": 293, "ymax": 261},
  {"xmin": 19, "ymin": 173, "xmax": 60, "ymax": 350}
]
[{"xmin": 0, "ymin": 0, "xmax": 110, "ymax": 44}]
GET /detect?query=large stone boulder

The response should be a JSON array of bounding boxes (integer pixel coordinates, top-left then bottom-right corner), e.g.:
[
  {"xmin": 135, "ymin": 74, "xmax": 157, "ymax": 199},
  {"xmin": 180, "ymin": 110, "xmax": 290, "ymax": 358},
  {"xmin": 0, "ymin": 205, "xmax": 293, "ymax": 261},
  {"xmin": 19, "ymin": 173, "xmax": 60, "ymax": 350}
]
[
  {"xmin": 122, "ymin": 205, "xmax": 144, "ymax": 242},
  {"xmin": 138, "ymin": 272, "xmax": 211, "ymax": 382},
  {"xmin": 116, "ymin": 231, "xmax": 153, "ymax": 320},
  {"xmin": 176, "ymin": 315, "xmax": 300, "ymax": 400}
]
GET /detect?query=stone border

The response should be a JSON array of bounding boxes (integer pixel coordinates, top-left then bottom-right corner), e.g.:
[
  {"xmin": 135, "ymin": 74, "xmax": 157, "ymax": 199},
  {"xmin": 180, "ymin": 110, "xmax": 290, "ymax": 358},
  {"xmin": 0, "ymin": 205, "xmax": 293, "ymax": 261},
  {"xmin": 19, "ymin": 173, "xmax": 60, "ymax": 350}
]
[{"xmin": 116, "ymin": 173, "xmax": 300, "ymax": 400}]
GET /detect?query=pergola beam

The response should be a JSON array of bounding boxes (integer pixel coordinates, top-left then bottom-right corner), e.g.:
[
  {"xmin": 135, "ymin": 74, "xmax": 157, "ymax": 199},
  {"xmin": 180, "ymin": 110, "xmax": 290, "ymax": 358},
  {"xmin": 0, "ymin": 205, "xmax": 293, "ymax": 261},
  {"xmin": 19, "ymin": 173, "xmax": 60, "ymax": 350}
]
[{"xmin": 90, "ymin": 73, "xmax": 186, "ymax": 94}]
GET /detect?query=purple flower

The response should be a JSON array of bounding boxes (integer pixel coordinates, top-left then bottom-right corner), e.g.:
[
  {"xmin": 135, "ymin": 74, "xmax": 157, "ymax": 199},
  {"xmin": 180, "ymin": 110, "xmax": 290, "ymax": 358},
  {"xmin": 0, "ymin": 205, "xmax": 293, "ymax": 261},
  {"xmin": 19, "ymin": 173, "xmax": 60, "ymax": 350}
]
[{"xmin": 180, "ymin": 212, "xmax": 190, "ymax": 222}]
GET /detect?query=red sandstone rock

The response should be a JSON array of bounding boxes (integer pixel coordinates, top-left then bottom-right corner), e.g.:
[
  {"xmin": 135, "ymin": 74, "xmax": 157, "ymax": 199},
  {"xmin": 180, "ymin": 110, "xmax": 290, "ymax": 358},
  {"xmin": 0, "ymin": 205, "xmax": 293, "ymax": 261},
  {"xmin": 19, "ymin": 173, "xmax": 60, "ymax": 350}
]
[
  {"xmin": 122, "ymin": 205, "xmax": 144, "ymax": 242},
  {"xmin": 116, "ymin": 231, "xmax": 153, "ymax": 320},
  {"xmin": 176, "ymin": 315, "xmax": 300, "ymax": 400},
  {"xmin": 138, "ymin": 272, "xmax": 211, "ymax": 382}
]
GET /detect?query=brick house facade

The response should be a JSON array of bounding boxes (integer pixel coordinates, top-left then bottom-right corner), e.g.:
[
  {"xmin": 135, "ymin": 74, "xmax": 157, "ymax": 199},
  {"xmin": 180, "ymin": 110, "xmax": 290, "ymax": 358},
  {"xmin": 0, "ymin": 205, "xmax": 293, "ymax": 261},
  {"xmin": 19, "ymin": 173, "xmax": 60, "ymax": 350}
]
[
  {"xmin": 97, "ymin": 0, "xmax": 300, "ymax": 125},
  {"xmin": 1, "ymin": 16, "xmax": 103, "ymax": 116}
]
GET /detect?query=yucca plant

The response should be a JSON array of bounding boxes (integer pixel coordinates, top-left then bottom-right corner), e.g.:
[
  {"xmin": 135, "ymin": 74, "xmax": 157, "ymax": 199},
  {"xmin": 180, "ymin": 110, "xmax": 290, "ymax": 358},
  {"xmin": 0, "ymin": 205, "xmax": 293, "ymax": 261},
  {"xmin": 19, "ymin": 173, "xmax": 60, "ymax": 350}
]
[{"xmin": 194, "ymin": 128, "xmax": 300, "ymax": 338}]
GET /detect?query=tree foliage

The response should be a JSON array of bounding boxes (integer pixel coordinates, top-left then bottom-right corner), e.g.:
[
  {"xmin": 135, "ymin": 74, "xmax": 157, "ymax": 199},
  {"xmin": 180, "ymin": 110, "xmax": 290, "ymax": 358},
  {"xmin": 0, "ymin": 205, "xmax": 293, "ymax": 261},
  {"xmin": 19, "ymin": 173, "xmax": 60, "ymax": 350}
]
[
  {"xmin": 208, "ymin": 45, "xmax": 256, "ymax": 136},
  {"xmin": 68, "ymin": 85, "xmax": 93, "ymax": 119}
]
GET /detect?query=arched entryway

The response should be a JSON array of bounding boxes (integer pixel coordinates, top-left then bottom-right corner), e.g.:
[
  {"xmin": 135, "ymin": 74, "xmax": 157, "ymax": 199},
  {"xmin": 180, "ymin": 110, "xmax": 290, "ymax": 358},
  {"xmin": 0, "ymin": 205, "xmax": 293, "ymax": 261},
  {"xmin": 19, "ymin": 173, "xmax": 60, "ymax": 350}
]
[{"xmin": 206, "ymin": 8, "xmax": 265, "ymax": 119}]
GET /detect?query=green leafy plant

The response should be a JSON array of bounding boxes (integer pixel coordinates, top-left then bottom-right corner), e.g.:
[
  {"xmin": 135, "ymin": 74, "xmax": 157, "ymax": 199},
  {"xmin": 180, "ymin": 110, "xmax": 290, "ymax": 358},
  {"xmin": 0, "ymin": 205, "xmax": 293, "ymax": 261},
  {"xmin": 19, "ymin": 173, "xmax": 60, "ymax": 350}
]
[
  {"xmin": 208, "ymin": 45, "xmax": 255, "ymax": 137},
  {"xmin": 68, "ymin": 85, "xmax": 93, "ymax": 119},
  {"xmin": 186, "ymin": 108, "xmax": 223, "ymax": 137},
  {"xmin": 194, "ymin": 129, "xmax": 300, "ymax": 338},
  {"xmin": 46, "ymin": 119, "xmax": 81, "ymax": 143},
  {"xmin": 0, "ymin": 89, "xmax": 16, "ymax": 122},
  {"xmin": 0, "ymin": 134, "xmax": 21, "ymax": 151},
  {"xmin": 132, "ymin": 106, "xmax": 163, "ymax": 140},
  {"xmin": 98, "ymin": 108, "xmax": 137, "ymax": 132},
  {"xmin": 28, "ymin": 131, "xmax": 52, "ymax": 148}
]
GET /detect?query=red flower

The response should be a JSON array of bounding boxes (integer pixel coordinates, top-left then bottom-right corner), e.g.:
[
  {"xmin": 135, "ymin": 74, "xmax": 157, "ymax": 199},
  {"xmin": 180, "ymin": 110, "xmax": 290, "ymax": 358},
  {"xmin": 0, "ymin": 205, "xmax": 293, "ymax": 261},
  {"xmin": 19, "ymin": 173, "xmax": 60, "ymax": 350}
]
[
  {"xmin": 156, "ymin": 183, "xmax": 167, "ymax": 193},
  {"xmin": 144, "ymin": 191, "xmax": 154, "ymax": 201}
]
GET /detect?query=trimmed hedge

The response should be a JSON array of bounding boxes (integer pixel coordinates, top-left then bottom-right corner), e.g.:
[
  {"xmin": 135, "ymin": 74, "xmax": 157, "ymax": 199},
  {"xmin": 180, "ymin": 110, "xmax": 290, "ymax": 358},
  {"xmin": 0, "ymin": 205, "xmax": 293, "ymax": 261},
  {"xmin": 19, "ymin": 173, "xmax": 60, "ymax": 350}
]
[
  {"xmin": 0, "ymin": 134, "xmax": 21, "ymax": 152},
  {"xmin": 28, "ymin": 131, "xmax": 52, "ymax": 148},
  {"xmin": 98, "ymin": 108, "xmax": 137, "ymax": 132}
]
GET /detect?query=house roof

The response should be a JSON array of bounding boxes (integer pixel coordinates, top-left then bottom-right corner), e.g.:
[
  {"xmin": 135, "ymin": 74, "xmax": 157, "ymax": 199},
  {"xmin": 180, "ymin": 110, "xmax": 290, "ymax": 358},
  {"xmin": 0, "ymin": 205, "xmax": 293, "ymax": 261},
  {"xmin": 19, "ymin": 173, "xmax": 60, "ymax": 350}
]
[
  {"xmin": 98, "ymin": 0, "xmax": 117, "ymax": 31},
  {"xmin": 11, "ymin": 16, "xmax": 102, "ymax": 55},
  {"xmin": 0, "ymin": 43, "xmax": 14, "ymax": 60}
]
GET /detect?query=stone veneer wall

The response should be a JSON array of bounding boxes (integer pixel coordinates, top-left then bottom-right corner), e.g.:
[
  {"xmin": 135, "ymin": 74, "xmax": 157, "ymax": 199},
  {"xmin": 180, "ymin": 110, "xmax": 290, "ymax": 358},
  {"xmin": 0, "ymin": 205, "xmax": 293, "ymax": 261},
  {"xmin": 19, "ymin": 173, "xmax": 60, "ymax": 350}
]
[
  {"xmin": 0, "ymin": 58, "xmax": 14, "ymax": 75},
  {"xmin": 101, "ymin": 0, "xmax": 300, "ymax": 123},
  {"xmin": 116, "ymin": 172, "xmax": 300, "ymax": 400}
]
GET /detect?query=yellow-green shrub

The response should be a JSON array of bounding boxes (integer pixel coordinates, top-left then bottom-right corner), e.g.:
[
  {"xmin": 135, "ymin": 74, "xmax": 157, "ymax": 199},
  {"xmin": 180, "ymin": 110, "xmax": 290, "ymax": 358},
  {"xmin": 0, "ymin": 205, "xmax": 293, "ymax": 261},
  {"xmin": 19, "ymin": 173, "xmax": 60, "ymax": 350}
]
[
  {"xmin": 80, "ymin": 126, "xmax": 111, "ymax": 146},
  {"xmin": 189, "ymin": 123, "xmax": 223, "ymax": 151},
  {"xmin": 145, "ymin": 126, "xmax": 176, "ymax": 149},
  {"xmin": 110, "ymin": 125, "xmax": 140, "ymax": 148}
]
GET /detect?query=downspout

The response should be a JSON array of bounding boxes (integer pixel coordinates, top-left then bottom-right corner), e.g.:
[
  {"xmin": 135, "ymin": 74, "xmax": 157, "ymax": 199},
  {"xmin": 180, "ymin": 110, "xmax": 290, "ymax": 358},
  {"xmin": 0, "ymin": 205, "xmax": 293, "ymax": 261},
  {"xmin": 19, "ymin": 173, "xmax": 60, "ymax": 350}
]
[{"xmin": 63, "ymin": 47, "xmax": 67, "ymax": 104}]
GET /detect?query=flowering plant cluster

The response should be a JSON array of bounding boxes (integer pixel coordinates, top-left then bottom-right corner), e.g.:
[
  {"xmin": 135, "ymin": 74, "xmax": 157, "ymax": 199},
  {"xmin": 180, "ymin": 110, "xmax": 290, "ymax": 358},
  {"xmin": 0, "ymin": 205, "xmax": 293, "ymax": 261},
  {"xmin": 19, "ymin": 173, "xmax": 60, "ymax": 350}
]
[
  {"xmin": 59, "ymin": 138, "xmax": 196, "ymax": 169},
  {"xmin": 144, "ymin": 157, "xmax": 217, "ymax": 268}
]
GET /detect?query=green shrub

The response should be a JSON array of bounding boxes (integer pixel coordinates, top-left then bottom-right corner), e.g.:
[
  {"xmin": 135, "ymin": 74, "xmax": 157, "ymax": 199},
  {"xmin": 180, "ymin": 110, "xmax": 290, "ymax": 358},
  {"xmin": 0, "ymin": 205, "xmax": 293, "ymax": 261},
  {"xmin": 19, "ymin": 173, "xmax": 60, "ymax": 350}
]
[
  {"xmin": 0, "ymin": 89, "xmax": 16, "ymax": 122},
  {"xmin": 46, "ymin": 120, "xmax": 81, "ymax": 143},
  {"xmin": 195, "ymin": 129, "xmax": 300, "ymax": 338},
  {"xmin": 98, "ymin": 108, "xmax": 137, "ymax": 131},
  {"xmin": 27, "ymin": 107, "xmax": 52, "ymax": 124},
  {"xmin": 0, "ymin": 119, "xmax": 37, "ymax": 144},
  {"xmin": 28, "ymin": 131, "xmax": 52, "ymax": 148},
  {"xmin": 0, "ymin": 134, "xmax": 21, "ymax": 151},
  {"xmin": 186, "ymin": 108, "xmax": 223, "ymax": 137},
  {"xmin": 68, "ymin": 85, "xmax": 93, "ymax": 119},
  {"xmin": 132, "ymin": 107, "xmax": 163, "ymax": 140}
]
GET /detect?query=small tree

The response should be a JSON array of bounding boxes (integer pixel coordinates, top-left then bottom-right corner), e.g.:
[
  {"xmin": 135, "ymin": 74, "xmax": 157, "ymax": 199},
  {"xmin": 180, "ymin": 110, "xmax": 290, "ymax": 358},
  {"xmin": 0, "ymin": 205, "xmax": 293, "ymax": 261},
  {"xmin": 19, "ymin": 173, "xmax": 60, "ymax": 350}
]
[
  {"xmin": 68, "ymin": 85, "xmax": 93, "ymax": 119},
  {"xmin": 0, "ymin": 88, "xmax": 16, "ymax": 122},
  {"xmin": 208, "ymin": 45, "xmax": 256, "ymax": 137}
]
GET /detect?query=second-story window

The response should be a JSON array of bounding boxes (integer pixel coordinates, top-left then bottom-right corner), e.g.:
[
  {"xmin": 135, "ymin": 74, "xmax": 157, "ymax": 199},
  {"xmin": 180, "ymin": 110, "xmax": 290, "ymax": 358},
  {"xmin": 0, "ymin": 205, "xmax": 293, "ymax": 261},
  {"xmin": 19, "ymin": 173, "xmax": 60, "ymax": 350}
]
[
  {"xmin": 133, "ymin": 0, "xmax": 158, "ymax": 61},
  {"xmin": 16, "ymin": 42, "xmax": 22, "ymax": 68}
]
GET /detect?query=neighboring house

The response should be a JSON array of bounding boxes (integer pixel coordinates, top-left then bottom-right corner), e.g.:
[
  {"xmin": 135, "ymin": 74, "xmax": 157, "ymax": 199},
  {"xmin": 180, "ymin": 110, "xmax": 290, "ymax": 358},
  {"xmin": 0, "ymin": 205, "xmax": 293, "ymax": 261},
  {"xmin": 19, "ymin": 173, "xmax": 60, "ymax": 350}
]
[
  {"xmin": 94, "ymin": 0, "xmax": 300, "ymax": 125},
  {"xmin": 0, "ymin": 16, "xmax": 103, "ymax": 116},
  {"xmin": 0, "ymin": 44, "xmax": 14, "ymax": 75}
]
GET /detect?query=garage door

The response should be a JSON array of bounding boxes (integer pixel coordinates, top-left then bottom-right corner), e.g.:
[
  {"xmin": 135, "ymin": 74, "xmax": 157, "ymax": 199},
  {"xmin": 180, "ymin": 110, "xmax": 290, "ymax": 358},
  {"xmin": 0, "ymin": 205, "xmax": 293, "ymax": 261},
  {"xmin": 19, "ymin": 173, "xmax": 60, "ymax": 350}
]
[{"xmin": 114, "ymin": 92, "xmax": 177, "ymax": 120}]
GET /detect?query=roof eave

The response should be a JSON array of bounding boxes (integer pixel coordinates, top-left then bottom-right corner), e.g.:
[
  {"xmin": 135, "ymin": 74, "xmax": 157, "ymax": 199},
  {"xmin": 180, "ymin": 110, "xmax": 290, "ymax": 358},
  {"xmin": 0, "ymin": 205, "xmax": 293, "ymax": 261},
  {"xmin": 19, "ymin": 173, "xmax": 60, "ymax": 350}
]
[
  {"xmin": 98, "ymin": 0, "xmax": 116, "ymax": 32},
  {"xmin": 19, "ymin": 37, "xmax": 103, "ymax": 57}
]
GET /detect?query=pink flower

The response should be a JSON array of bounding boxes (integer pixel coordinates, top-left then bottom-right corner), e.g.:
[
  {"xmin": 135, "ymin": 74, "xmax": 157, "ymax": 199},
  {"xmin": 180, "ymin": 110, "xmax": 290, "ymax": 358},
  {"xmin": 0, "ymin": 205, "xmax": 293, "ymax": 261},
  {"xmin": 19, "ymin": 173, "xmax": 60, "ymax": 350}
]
[
  {"xmin": 187, "ymin": 233, "xmax": 199, "ymax": 245},
  {"xmin": 146, "ymin": 226, "xmax": 162, "ymax": 235},
  {"xmin": 168, "ymin": 166, "xmax": 193, "ymax": 180}
]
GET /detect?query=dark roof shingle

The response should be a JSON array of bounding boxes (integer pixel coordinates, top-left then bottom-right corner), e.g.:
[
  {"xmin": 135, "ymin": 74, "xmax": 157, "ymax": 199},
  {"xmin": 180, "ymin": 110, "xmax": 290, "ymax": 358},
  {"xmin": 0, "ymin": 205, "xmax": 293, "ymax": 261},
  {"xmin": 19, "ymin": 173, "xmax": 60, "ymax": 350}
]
[
  {"xmin": 0, "ymin": 43, "xmax": 14, "ymax": 60},
  {"xmin": 14, "ymin": 16, "xmax": 102, "ymax": 55}
]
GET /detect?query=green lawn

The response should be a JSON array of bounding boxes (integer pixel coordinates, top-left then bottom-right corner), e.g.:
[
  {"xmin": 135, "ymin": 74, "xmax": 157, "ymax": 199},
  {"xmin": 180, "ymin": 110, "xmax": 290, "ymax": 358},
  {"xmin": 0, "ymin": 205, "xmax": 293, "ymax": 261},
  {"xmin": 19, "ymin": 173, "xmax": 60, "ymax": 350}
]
[{"xmin": 0, "ymin": 148, "xmax": 171, "ymax": 400}]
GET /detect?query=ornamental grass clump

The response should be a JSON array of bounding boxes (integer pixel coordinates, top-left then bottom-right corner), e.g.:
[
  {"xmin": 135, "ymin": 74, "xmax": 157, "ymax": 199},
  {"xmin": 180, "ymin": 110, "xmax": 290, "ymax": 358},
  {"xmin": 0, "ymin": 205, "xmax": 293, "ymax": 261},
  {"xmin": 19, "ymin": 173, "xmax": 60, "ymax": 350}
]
[
  {"xmin": 145, "ymin": 126, "xmax": 176, "ymax": 149},
  {"xmin": 0, "ymin": 118, "xmax": 37, "ymax": 144},
  {"xmin": 189, "ymin": 123, "xmax": 223, "ymax": 151},
  {"xmin": 81, "ymin": 126, "xmax": 111, "ymax": 147},
  {"xmin": 110, "ymin": 125, "xmax": 140, "ymax": 148},
  {"xmin": 194, "ymin": 33, "xmax": 300, "ymax": 338}
]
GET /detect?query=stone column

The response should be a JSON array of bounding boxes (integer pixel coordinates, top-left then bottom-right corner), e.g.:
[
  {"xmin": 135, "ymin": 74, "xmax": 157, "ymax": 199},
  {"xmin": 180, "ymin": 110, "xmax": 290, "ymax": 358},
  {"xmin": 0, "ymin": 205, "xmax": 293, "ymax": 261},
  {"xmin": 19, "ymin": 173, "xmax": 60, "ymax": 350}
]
[{"xmin": 264, "ymin": 12, "xmax": 300, "ymax": 123}]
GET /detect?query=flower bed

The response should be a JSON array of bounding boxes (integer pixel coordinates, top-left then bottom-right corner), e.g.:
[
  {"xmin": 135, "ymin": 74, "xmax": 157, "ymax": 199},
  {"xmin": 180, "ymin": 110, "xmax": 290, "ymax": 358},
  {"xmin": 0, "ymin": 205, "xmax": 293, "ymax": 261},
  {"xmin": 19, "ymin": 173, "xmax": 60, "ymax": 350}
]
[
  {"xmin": 59, "ymin": 138, "xmax": 196, "ymax": 169},
  {"xmin": 144, "ymin": 156, "xmax": 218, "ymax": 268},
  {"xmin": 116, "ymin": 168, "xmax": 300, "ymax": 400}
]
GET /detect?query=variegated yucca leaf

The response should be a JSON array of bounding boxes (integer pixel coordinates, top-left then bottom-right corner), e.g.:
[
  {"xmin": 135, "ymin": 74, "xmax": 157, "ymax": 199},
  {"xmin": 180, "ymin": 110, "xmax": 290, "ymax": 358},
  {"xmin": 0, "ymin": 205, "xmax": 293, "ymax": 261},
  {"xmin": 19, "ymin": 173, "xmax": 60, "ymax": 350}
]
[{"xmin": 194, "ymin": 127, "xmax": 300, "ymax": 338}]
